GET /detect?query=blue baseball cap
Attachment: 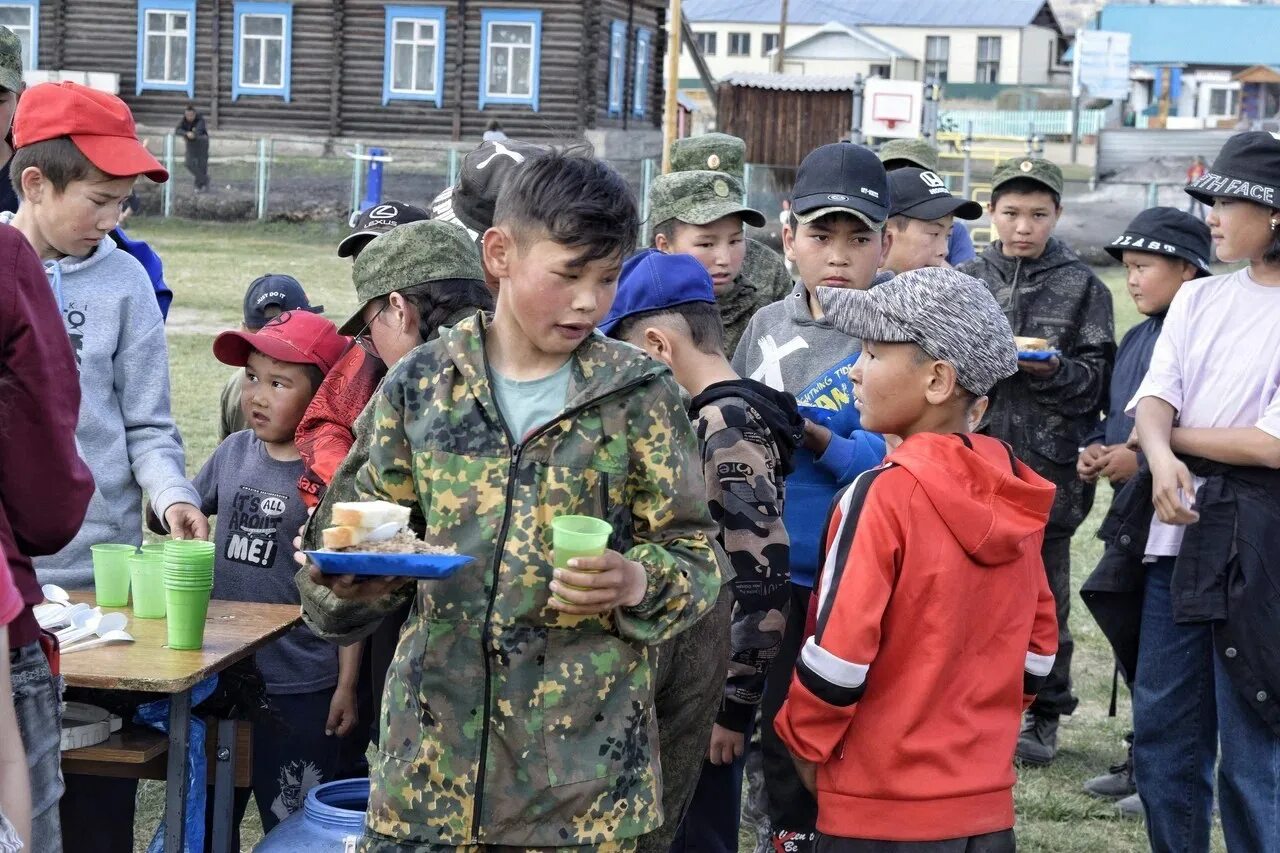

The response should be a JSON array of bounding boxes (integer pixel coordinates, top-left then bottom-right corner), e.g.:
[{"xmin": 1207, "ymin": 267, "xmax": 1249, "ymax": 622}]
[
  {"xmin": 242, "ymin": 274, "xmax": 322, "ymax": 329},
  {"xmin": 598, "ymin": 250, "xmax": 716, "ymax": 337}
]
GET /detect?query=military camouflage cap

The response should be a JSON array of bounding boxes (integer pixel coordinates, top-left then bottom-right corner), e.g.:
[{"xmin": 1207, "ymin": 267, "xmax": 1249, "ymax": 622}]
[
  {"xmin": 341, "ymin": 219, "xmax": 485, "ymax": 335},
  {"xmin": 992, "ymin": 157, "xmax": 1064, "ymax": 196},
  {"xmin": 0, "ymin": 27, "xmax": 23, "ymax": 93},
  {"xmin": 649, "ymin": 170, "xmax": 767, "ymax": 228},
  {"xmin": 818, "ymin": 267, "xmax": 1017, "ymax": 396},
  {"xmin": 878, "ymin": 138, "xmax": 939, "ymax": 172},
  {"xmin": 670, "ymin": 133, "xmax": 746, "ymax": 179}
]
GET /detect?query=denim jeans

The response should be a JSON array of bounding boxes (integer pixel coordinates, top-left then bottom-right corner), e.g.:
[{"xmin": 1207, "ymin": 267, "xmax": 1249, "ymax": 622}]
[
  {"xmin": 11, "ymin": 641, "xmax": 63, "ymax": 853},
  {"xmin": 1133, "ymin": 557, "xmax": 1280, "ymax": 853}
]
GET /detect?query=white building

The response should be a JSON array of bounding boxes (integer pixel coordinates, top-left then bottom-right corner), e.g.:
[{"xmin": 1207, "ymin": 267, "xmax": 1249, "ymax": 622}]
[{"xmin": 682, "ymin": 0, "xmax": 1067, "ymax": 87}]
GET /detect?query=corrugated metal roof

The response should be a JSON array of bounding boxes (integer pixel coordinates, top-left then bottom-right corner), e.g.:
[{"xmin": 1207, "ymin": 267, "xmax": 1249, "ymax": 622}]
[
  {"xmin": 1097, "ymin": 4, "xmax": 1280, "ymax": 67},
  {"xmin": 685, "ymin": 0, "xmax": 1054, "ymax": 29},
  {"xmin": 720, "ymin": 72, "xmax": 860, "ymax": 92}
]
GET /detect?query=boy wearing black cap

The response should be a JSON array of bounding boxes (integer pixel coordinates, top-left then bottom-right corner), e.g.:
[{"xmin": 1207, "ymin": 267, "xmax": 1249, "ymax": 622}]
[
  {"xmin": 336, "ymin": 200, "xmax": 429, "ymax": 259},
  {"xmin": 1078, "ymin": 207, "xmax": 1210, "ymax": 813},
  {"xmin": 1086, "ymin": 131, "xmax": 1280, "ymax": 852},
  {"xmin": 776, "ymin": 268, "xmax": 1058, "ymax": 852},
  {"xmin": 881, "ymin": 167, "xmax": 983, "ymax": 275},
  {"xmin": 878, "ymin": 139, "xmax": 977, "ymax": 266},
  {"xmin": 219, "ymin": 273, "xmax": 322, "ymax": 440},
  {"xmin": 732, "ymin": 142, "xmax": 889, "ymax": 852},
  {"xmin": 602, "ymin": 250, "xmax": 802, "ymax": 853},
  {"xmin": 959, "ymin": 157, "xmax": 1115, "ymax": 765}
]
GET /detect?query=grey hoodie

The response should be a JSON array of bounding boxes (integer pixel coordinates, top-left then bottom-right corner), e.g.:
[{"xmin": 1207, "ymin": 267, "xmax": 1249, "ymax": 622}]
[{"xmin": 1, "ymin": 212, "xmax": 200, "ymax": 588}]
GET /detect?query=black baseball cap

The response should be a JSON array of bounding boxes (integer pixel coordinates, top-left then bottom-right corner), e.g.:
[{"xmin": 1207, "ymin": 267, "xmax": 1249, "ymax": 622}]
[
  {"xmin": 242, "ymin": 274, "xmax": 322, "ymax": 329},
  {"xmin": 337, "ymin": 200, "xmax": 430, "ymax": 258},
  {"xmin": 791, "ymin": 143, "xmax": 890, "ymax": 230},
  {"xmin": 1104, "ymin": 206, "xmax": 1213, "ymax": 275},
  {"xmin": 430, "ymin": 139, "xmax": 549, "ymax": 242},
  {"xmin": 888, "ymin": 168, "xmax": 983, "ymax": 221},
  {"xmin": 1186, "ymin": 131, "xmax": 1280, "ymax": 207}
]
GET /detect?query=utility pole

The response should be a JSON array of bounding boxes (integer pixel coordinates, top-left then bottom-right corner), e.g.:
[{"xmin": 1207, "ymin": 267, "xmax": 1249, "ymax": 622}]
[
  {"xmin": 662, "ymin": 0, "xmax": 683, "ymax": 172},
  {"xmin": 776, "ymin": 0, "xmax": 788, "ymax": 72}
]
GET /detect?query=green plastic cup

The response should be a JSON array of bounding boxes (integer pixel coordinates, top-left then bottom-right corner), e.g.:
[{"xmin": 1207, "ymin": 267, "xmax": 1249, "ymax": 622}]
[
  {"xmin": 130, "ymin": 554, "xmax": 166, "ymax": 619},
  {"xmin": 140, "ymin": 542, "xmax": 167, "ymax": 555},
  {"xmin": 165, "ymin": 585, "xmax": 211, "ymax": 650},
  {"xmin": 551, "ymin": 515, "xmax": 613, "ymax": 597},
  {"xmin": 91, "ymin": 544, "xmax": 135, "ymax": 607}
]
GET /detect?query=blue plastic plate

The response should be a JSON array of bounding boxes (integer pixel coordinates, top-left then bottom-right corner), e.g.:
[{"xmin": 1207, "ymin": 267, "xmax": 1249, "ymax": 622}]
[
  {"xmin": 305, "ymin": 550, "xmax": 473, "ymax": 579},
  {"xmin": 1017, "ymin": 349, "xmax": 1061, "ymax": 362}
]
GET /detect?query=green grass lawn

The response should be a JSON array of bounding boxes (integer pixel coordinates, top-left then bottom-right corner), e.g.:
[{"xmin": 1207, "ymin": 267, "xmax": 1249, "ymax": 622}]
[{"xmin": 130, "ymin": 218, "xmax": 1218, "ymax": 850}]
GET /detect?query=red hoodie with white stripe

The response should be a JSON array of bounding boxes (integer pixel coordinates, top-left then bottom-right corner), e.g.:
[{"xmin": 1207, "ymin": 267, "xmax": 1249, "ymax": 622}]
[{"xmin": 775, "ymin": 432, "xmax": 1059, "ymax": 842}]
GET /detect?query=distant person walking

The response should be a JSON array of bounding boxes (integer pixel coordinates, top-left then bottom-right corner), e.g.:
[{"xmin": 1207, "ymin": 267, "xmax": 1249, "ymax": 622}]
[
  {"xmin": 1186, "ymin": 155, "xmax": 1207, "ymax": 220},
  {"xmin": 482, "ymin": 119, "xmax": 508, "ymax": 142},
  {"xmin": 176, "ymin": 103, "xmax": 209, "ymax": 191}
]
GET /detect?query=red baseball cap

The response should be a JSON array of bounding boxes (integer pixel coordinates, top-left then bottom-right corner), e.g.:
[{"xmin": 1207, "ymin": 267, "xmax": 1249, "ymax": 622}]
[
  {"xmin": 213, "ymin": 311, "xmax": 350, "ymax": 374},
  {"xmin": 13, "ymin": 81, "xmax": 169, "ymax": 183}
]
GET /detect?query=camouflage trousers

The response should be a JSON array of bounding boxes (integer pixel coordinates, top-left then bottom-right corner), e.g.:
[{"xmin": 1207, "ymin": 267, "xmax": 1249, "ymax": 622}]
[{"xmin": 359, "ymin": 838, "xmax": 638, "ymax": 853}]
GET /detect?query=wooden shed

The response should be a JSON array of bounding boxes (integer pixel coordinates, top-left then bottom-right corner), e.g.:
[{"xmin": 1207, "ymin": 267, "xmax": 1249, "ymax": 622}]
[
  {"xmin": 716, "ymin": 73, "xmax": 856, "ymax": 166},
  {"xmin": 29, "ymin": 0, "xmax": 666, "ymax": 140}
]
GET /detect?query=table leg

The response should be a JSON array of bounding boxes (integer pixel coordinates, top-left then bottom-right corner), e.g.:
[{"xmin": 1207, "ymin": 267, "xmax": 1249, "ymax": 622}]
[
  {"xmin": 211, "ymin": 718, "xmax": 238, "ymax": 853},
  {"xmin": 165, "ymin": 689, "xmax": 192, "ymax": 852}
]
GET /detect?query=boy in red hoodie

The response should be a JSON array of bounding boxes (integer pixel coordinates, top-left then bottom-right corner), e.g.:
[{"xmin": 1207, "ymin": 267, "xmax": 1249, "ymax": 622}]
[{"xmin": 775, "ymin": 267, "xmax": 1059, "ymax": 851}]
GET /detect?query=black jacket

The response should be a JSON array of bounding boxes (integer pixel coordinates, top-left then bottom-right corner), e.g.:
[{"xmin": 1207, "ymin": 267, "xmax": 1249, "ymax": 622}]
[
  {"xmin": 1082, "ymin": 456, "xmax": 1280, "ymax": 737},
  {"xmin": 960, "ymin": 238, "xmax": 1115, "ymax": 535}
]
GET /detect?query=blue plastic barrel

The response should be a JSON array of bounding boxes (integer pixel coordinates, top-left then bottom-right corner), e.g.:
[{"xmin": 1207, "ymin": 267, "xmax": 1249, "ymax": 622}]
[
  {"xmin": 254, "ymin": 778, "xmax": 368, "ymax": 851},
  {"xmin": 360, "ymin": 147, "xmax": 387, "ymax": 210}
]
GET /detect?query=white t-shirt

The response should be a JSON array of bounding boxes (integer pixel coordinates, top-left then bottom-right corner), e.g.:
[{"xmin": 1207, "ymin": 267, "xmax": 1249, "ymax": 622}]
[{"xmin": 1127, "ymin": 266, "xmax": 1280, "ymax": 556}]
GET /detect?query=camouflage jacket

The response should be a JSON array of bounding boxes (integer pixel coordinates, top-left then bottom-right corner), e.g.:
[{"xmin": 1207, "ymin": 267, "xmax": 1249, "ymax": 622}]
[
  {"xmin": 302, "ymin": 313, "xmax": 721, "ymax": 848},
  {"xmin": 721, "ymin": 239, "xmax": 793, "ymax": 355},
  {"xmin": 688, "ymin": 380, "xmax": 801, "ymax": 732},
  {"xmin": 960, "ymin": 238, "xmax": 1115, "ymax": 534}
]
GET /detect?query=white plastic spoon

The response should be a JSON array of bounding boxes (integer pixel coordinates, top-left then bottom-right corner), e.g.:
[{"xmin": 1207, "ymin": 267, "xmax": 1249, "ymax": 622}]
[
  {"xmin": 48, "ymin": 604, "xmax": 98, "ymax": 633},
  {"xmin": 62, "ymin": 630, "xmax": 135, "ymax": 654},
  {"xmin": 363, "ymin": 522, "xmax": 403, "ymax": 543},
  {"xmin": 58, "ymin": 611, "xmax": 126, "ymax": 646},
  {"xmin": 55, "ymin": 607, "xmax": 102, "ymax": 638},
  {"xmin": 41, "ymin": 584, "xmax": 70, "ymax": 605},
  {"xmin": 37, "ymin": 602, "xmax": 92, "ymax": 630}
]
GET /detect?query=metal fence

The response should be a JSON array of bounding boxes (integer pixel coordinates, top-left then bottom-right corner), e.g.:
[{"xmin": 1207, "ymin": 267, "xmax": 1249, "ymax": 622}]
[{"xmin": 939, "ymin": 109, "xmax": 1107, "ymax": 138}]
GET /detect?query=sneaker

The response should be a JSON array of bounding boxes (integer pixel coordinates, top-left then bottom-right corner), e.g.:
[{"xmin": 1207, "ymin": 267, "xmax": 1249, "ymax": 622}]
[
  {"xmin": 1015, "ymin": 711, "xmax": 1059, "ymax": 766},
  {"xmin": 1117, "ymin": 793, "xmax": 1145, "ymax": 819},
  {"xmin": 1084, "ymin": 755, "xmax": 1136, "ymax": 799}
]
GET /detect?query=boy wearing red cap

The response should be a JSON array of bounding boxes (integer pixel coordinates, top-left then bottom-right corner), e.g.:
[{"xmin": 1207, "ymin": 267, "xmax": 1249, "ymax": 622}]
[
  {"xmin": 2, "ymin": 81, "xmax": 207, "ymax": 589},
  {"xmin": 189, "ymin": 311, "xmax": 360, "ymax": 844}
]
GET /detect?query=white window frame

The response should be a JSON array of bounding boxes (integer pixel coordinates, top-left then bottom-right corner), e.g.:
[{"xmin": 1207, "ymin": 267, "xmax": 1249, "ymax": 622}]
[
  {"xmin": 761, "ymin": 32, "xmax": 778, "ymax": 57},
  {"xmin": 976, "ymin": 35, "xmax": 1001, "ymax": 84},
  {"xmin": 0, "ymin": 2, "xmax": 37, "ymax": 71},
  {"xmin": 924, "ymin": 35, "xmax": 948, "ymax": 84},
  {"xmin": 695, "ymin": 30, "xmax": 716, "ymax": 57},
  {"xmin": 389, "ymin": 20, "xmax": 438, "ymax": 95},
  {"xmin": 142, "ymin": 9, "xmax": 191, "ymax": 86},
  {"xmin": 485, "ymin": 21, "xmax": 534, "ymax": 99},
  {"xmin": 728, "ymin": 31, "xmax": 750, "ymax": 56}
]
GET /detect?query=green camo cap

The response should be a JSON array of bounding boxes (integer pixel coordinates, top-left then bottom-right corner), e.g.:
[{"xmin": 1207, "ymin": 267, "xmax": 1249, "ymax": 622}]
[
  {"xmin": 0, "ymin": 27, "xmax": 23, "ymax": 93},
  {"xmin": 992, "ymin": 157, "xmax": 1063, "ymax": 196},
  {"xmin": 649, "ymin": 171, "xmax": 766, "ymax": 229},
  {"xmin": 341, "ymin": 219, "xmax": 485, "ymax": 335},
  {"xmin": 670, "ymin": 133, "xmax": 746, "ymax": 179},
  {"xmin": 878, "ymin": 138, "xmax": 938, "ymax": 171}
]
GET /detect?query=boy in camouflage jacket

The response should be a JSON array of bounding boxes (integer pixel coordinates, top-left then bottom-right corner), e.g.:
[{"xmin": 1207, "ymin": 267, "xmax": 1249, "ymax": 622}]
[{"xmin": 299, "ymin": 151, "xmax": 722, "ymax": 851}]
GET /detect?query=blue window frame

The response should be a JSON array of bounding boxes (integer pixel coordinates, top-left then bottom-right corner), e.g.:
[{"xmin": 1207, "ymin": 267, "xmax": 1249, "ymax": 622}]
[
  {"xmin": 607, "ymin": 19, "xmax": 626, "ymax": 116},
  {"xmin": 478, "ymin": 8, "xmax": 541, "ymax": 111},
  {"xmin": 232, "ymin": 1, "xmax": 292, "ymax": 101},
  {"xmin": 383, "ymin": 5, "xmax": 446, "ymax": 106},
  {"xmin": 0, "ymin": 0, "xmax": 39, "ymax": 70},
  {"xmin": 136, "ymin": 0, "xmax": 195, "ymax": 96},
  {"xmin": 632, "ymin": 27, "xmax": 651, "ymax": 117}
]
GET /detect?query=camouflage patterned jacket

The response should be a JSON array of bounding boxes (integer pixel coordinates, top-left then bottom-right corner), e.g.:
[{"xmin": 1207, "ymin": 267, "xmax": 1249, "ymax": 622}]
[
  {"xmin": 689, "ymin": 379, "xmax": 802, "ymax": 732},
  {"xmin": 720, "ymin": 239, "xmax": 793, "ymax": 355},
  {"xmin": 304, "ymin": 313, "xmax": 722, "ymax": 848},
  {"xmin": 960, "ymin": 238, "xmax": 1115, "ymax": 535}
]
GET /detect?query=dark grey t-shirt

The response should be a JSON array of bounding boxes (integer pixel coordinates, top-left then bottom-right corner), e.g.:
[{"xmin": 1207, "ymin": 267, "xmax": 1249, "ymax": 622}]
[{"xmin": 194, "ymin": 430, "xmax": 338, "ymax": 694}]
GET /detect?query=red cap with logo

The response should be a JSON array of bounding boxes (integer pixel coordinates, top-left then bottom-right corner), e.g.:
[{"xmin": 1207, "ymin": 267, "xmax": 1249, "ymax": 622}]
[
  {"xmin": 213, "ymin": 311, "xmax": 350, "ymax": 374},
  {"xmin": 13, "ymin": 81, "xmax": 169, "ymax": 182}
]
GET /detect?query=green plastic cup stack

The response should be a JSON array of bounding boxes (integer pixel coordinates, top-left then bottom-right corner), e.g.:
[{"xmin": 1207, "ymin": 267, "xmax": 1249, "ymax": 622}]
[
  {"xmin": 129, "ymin": 551, "xmax": 166, "ymax": 619},
  {"xmin": 551, "ymin": 515, "xmax": 613, "ymax": 599},
  {"xmin": 163, "ymin": 540, "xmax": 215, "ymax": 650},
  {"xmin": 91, "ymin": 544, "xmax": 135, "ymax": 608}
]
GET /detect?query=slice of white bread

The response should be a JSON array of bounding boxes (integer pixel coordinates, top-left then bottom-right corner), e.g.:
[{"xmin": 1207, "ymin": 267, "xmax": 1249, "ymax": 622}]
[
  {"xmin": 330, "ymin": 501, "xmax": 411, "ymax": 530},
  {"xmin": 321, "ymin": 526, "xmax": 363, "ymax": 550},
  {"xmin": 1014, "ymin": 336, "xmax": 1050, "ymax": 351}
]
